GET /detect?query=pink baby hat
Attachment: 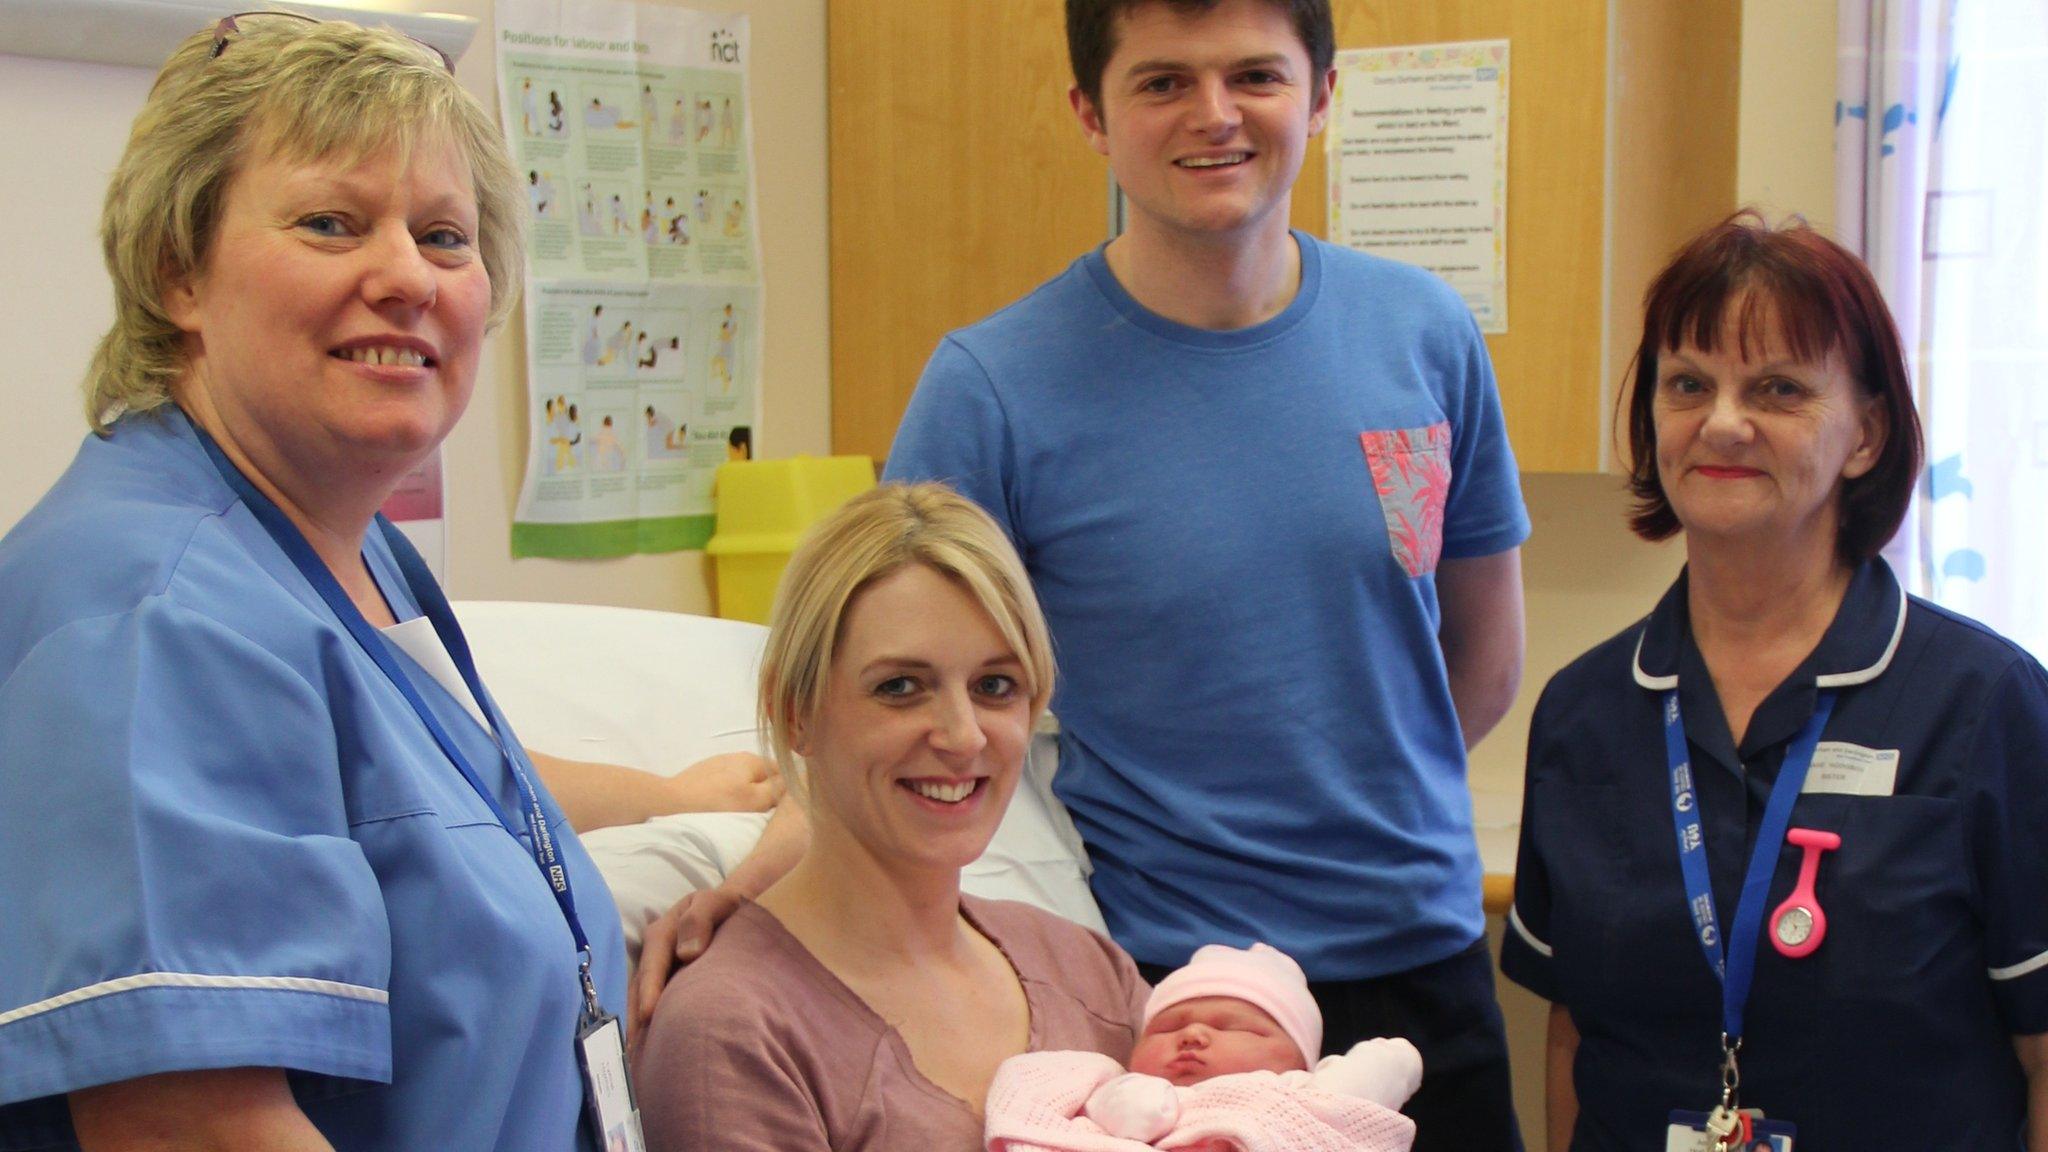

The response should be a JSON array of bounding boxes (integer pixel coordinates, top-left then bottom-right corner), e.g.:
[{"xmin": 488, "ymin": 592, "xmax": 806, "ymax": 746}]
[{"xmin": 1143, "ymin": 942, "xmax": 1322, "ymax": 1069}]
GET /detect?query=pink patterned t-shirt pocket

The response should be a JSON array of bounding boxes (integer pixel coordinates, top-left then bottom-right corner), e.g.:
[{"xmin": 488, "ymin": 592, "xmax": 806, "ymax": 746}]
[{"xmin": 1359, "ymin": 422, "xmax": 1452, "ymax": 578}]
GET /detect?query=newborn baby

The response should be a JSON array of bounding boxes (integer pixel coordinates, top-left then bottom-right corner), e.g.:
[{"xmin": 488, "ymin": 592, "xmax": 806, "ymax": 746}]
[{"xmin": 987, "ymin": 943, "xmax": 1421, "ymax": 1152}]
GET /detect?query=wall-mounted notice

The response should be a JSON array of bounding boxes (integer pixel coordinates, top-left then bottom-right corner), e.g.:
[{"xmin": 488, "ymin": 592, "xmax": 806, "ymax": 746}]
[
  {"xmin": 381, "ymin": 451, "xmax": 447, "ymax": 581},
  {"xmin": 497, "ymin": 0, "xmax": 761, "ymax": 558},
  {"xmin": 1326, "ymin": 40, "xmax": 1509, "ymax": 334}
]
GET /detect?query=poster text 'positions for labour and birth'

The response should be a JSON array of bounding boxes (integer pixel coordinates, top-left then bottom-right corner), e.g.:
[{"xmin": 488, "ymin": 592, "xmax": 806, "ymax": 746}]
[{"xmin": 498, "ymin": 0, "xmax": 763, "ymax": 558}]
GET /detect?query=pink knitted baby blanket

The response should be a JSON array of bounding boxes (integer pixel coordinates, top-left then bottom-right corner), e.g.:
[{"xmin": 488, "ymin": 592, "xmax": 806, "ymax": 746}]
[{"xmin": 984, "ymin": 1051, "xmax": 1416, "ymax": 1152}]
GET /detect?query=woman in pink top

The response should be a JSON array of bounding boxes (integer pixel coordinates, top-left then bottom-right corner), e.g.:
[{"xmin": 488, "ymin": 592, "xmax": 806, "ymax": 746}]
[{"xmin": 635, "ymin": 483, "xmax": 1150, "ymax": 1150}]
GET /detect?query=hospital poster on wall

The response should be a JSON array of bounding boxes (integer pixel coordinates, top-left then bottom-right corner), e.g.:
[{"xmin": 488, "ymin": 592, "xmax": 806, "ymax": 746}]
[
  {"xmin": 1325, "ymin": 40, "xmax": 1509, "ymax": 334},
  {"xmin": 496, "ymin": 0, "xmax": 762, "ymax": 557}
]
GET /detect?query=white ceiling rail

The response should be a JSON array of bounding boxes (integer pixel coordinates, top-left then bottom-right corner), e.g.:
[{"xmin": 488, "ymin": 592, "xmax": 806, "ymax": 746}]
[{"xmin": 0, "ymin": 0, "xmax": 479, "ymax": 71}]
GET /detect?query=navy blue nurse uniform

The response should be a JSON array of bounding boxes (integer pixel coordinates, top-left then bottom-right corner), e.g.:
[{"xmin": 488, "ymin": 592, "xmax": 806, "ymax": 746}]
[
  {"xmin": 1502, "ymin": 559, "xmax": 2048, "ymax": 1151},
  {"xmin": 0, "ymin": 412, "xmax": 627, "ymax": 1149}
]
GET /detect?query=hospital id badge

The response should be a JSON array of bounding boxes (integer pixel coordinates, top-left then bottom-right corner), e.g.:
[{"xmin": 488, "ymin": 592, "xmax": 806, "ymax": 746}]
[
  {"xmin": 1666, "ymin": 1109, "xmax": 1794, "ymax": 1151},
  {"xmin": 577, "ymin": 1012, "xmax": 646, "ymax": 1152}
]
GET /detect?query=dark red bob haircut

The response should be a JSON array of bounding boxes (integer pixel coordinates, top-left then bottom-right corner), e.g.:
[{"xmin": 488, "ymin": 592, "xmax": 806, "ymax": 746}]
[{"xmin": 1623, "ymin": 210, "xmax": 1924, "ymax": 564}]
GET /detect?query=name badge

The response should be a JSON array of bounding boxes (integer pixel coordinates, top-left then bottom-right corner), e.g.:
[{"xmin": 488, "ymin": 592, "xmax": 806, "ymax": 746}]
[
  {"xmin": 578, "ymin": 1014, "xmax": 646, "ymax": 1151},
  {"xmin": 1666, "ymin": 1109, "xmax": 1795, "ymax": 1151},
  {"xmin": 1800, "ymin": 742, "xmax": 1899, "ymax": 797}
]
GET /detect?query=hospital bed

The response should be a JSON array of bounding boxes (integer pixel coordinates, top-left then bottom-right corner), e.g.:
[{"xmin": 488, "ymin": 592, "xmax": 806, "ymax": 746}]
[{"xmin": 451, "ymin": 600, "xmax": 1108, "ymax": 962}]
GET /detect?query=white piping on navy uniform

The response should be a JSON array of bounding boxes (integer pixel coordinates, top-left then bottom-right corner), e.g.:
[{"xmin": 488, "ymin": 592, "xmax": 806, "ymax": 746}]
[
  {"xmin": 1508, "ymin": 905, "xmax": 1553, "ymax": 958},
  {"xmin": 1815, "ymin": 582, "xmax": 1908, "ymax": 687},
  {"xmin": 1990, "ymin": 948, "xmax": 2048, "ymax": 983},
  {"xmin": 1631, "ymin": 630, "xmax": 1677, "ymax": 690},
  {"xmin": 1632, "ymin": 580, "xmax": 1908, "ymax": 692},
  {"xmin": 0, "ymin": 972, "xmax": 388, "ymax": 1028}
]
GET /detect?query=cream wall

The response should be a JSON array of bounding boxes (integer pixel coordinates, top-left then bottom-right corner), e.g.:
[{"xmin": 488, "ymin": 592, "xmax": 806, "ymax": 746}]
[
  {"xmin": 1738, "ymin": 0, "xmax": 1840, "ymax": 230},
  {"xmin": 0, "ymin": 0, "xmax": 828, "ymax": 614},
  {"xmin": 0, "ymin": 57, "xmax": 153, "ymax": 543}
]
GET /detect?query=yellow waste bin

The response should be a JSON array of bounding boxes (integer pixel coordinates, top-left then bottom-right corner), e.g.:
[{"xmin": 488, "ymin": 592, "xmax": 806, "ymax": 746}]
[{"xmin": 705, "ymin": 456, "xmax": 877, "ymax": 623}]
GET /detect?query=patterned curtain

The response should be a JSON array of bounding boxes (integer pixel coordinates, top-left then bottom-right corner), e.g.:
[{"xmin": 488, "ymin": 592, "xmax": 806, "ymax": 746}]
[{"xmin": 1838, "ymin": 0, "xmax": 2048, "ymax": 657}]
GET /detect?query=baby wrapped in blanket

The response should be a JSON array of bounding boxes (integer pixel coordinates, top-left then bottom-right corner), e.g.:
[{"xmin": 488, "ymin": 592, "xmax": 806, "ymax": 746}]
[{"xmin": 986, "ymin": 943, "xmax": 1421, "ymax": 1152}]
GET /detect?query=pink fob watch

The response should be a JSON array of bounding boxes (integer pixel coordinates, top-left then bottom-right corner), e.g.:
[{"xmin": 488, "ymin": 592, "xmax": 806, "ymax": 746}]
[{"xmin": 1770, "ymin": 827, "xmax": 1841, "ymax": 959}]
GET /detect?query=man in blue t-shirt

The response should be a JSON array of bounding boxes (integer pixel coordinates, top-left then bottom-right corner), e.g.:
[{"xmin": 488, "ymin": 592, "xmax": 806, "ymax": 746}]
[{"xmin": 884, "ymin": 2, "xmax": 1530, "ymax": 1148}]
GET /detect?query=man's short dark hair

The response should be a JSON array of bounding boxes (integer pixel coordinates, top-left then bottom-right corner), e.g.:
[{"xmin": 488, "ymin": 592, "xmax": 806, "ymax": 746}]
[{"xmin": 1066, "ymin": 0, "xmax": 1334, "ymax": 111}]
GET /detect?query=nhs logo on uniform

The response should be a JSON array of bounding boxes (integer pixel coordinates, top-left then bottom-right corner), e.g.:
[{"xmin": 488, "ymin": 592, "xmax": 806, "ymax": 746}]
[{"xmin": 710, "ymin": 29, "xmax": 740, "ymax": 64}]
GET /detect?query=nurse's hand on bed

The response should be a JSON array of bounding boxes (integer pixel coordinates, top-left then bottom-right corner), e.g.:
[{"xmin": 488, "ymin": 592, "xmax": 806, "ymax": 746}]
[
  {"xmin": 528, "ymin": 749, "xmax": 781, "ymax": 831},
  {"xmin": 664, "ymin": 751, "xmax": 783, "ymax": 815}
]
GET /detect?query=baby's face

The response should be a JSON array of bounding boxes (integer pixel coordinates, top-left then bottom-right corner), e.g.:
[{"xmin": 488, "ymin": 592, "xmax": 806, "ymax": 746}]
[{"xmin": 1129, "ymin": 996, "xmax": 1306, "ymax": 1086}]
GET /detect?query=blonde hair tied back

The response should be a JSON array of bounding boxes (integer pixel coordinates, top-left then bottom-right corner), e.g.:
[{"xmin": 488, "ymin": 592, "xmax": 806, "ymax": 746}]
[{"xmin": 756, "ymin": 482, "xmax": 1057, "ymax": 797}]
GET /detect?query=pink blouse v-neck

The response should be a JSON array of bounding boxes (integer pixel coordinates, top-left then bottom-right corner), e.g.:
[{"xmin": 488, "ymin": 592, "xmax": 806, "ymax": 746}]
[{"xmin": 634, "ymin": 895, "xmax": 1149, "ymax": 1151}]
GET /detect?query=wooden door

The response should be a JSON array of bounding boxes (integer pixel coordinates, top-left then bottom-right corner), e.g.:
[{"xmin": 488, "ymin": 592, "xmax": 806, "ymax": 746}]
[{"xmin": 829, "ymin": 0, "xmax": 1107, "ymax": 463}]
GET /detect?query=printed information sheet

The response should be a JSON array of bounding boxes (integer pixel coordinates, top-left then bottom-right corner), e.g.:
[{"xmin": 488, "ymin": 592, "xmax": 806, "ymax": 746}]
[
  {"xmin": 1326, "ymin": 40, "xmax": 1509, "ymax": 333},
  {"xmin": 497, "ymin": 0, "xmax": 761, "ymax": 557}
]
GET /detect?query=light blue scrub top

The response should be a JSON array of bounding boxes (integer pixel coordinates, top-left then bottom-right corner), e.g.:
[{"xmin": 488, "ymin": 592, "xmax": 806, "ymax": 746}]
[{"xmin": 0, "ymin": 411, "xmax": 626, "ymax": 1150}]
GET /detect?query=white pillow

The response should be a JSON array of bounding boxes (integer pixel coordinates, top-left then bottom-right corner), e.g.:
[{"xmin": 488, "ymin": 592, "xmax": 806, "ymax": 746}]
[
  {"xmin": 452, "ymin": 601, "xmax": 767, "ymax": 775},
  {"xmin": 577, "ymin": 812, "xmax": 771, "ymax": 958}
]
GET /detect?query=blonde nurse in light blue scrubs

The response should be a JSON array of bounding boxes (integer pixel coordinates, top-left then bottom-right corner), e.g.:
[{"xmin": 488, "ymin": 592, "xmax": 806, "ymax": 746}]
[{"xmin": 0, "ymin": 16, "xmax": 633, "ymax": 1149}]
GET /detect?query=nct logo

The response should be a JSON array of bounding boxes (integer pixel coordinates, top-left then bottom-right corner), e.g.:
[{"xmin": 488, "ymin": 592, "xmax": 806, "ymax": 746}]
[{"xmin": 710, "ymin": 29, "xmax": 740, "ymax": 64}]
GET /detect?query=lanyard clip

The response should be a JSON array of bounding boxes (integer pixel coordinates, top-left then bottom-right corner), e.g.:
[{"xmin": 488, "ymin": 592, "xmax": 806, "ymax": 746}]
[
  {"xmin": 1705, "ymin": 1033, "xmax": 1745, "ymax": 1151},
  {"xmin": 1718, "ymin": 1032, "xmax": 1742, "ymax": 1110},
  {"xmin": 578, "ymin": 946, "xmax": 602, "ymax": 1023}
]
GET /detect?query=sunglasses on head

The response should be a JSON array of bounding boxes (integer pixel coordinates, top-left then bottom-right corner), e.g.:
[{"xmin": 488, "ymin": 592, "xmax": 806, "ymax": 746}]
[{"xmin": 209, "ymin": 10, "xmax": 453, "ymax": 73}]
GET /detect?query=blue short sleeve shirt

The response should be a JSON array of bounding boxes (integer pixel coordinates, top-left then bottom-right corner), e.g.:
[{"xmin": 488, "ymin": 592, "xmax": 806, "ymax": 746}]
[
  {"xmin": 1502, "ymin": 560, "xmax": 2048, "ymax": 1151},
  {"xmin": 886, "ymin": 232, "xmax": 1529, "ymax": 980},
  {"xmin": 0, "ymin": 412, "xmax": 626, "ymax": 1150}
]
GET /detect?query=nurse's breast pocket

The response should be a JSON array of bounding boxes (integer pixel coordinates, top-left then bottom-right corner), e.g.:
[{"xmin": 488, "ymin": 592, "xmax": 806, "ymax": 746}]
[{"xmin": 1360, "ymin": 422, "xmax": 1452, "ymax": 577}]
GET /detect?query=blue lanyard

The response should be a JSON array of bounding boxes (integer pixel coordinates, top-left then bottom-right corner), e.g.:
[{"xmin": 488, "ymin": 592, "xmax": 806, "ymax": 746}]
[
  {"xmin": 189, "ymin": 415, "xmax": 602, "ymax": 1019},
  {"xmin": 1662, "ymin": 688, "xmax": 1834, "ymax": 1043}
]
